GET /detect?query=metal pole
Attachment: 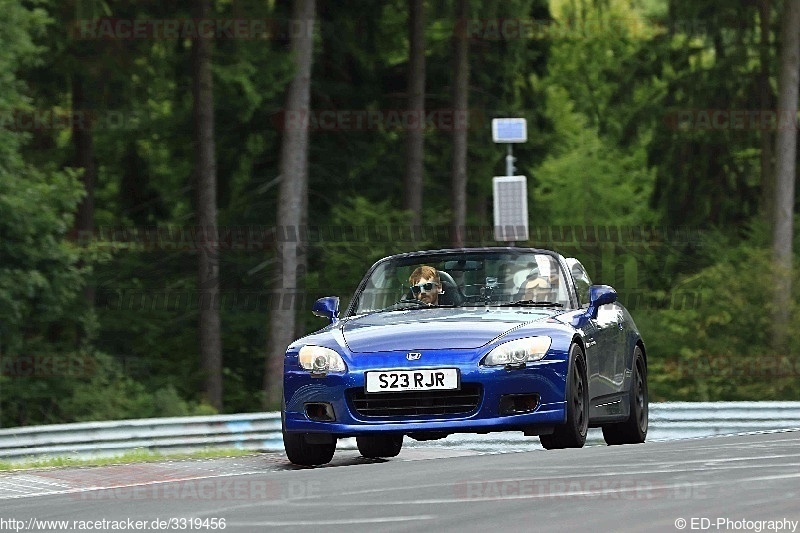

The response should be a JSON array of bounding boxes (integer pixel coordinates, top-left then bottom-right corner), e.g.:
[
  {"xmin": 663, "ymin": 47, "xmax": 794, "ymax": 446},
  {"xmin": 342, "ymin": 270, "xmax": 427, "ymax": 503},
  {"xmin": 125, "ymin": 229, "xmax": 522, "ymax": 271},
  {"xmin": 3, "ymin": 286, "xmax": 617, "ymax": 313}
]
[
  {"xmin": 506, "ymin": 145, "xmax": 516, "ymax": 246},
  {"xmin": 505, "ymin": 144, "xmax": 514, "ymax": 176},
  {"xmin": 506, "ymin": 143, "xmax": 517, "ymax": 247}
]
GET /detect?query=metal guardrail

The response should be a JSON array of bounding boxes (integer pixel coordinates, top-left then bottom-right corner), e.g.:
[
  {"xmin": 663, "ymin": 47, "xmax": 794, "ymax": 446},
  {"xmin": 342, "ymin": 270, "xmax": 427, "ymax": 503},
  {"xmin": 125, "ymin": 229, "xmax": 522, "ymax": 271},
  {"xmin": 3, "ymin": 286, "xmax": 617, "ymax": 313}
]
[
  {"xmin": 0, "ymin": 413, "xmax": 282, "ymax": 461},
  {"xmin": 647, "ymin": 401, "xmax": 800, "ymax": 440},
  {"xmin": 0, "ymin": 402, "xmax": 798, "ymax": 461}
]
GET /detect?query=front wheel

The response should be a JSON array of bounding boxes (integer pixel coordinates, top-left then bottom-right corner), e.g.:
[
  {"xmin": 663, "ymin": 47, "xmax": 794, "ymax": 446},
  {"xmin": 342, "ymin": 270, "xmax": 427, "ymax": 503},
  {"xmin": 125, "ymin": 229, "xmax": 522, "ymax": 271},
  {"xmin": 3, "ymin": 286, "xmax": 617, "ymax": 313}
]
[
  {"xmin": 602, "ymin": 345, "xmax": 648, "ymax": 445},
  {"xmin": 540, "ymin": 343, "xmax": 589, "ymax": 450},
  {"xmin": 282, "ymin": 402, "xmax": 336, "ymax": 466},
  {"xmin": 356, "ymin": 434, "xmax": 403, "ymax": 458}
]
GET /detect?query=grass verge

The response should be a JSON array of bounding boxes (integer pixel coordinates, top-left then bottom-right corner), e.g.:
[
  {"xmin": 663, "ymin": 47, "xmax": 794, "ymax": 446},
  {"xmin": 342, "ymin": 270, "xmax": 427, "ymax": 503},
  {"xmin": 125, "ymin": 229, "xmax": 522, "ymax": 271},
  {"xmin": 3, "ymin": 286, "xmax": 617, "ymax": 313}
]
[{"xmin": 0, "ymin": 448, "xmax": 261, "ymax": 472}]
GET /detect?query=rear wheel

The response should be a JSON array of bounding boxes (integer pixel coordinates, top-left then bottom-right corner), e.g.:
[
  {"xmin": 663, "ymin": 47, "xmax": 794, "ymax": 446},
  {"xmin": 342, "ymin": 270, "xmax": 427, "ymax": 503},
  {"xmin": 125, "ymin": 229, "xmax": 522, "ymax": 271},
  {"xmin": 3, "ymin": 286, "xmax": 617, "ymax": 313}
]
[
  {"xmin": 602, "ymin": 345, "xmax": 648, "ymax": 445},
  {"xmin": 540, "ymin": 344, "xmax": 589, "ymax": 450},
  {"xmin": 282, "ymin": 402, "xmax": 336, "ymax": 466},
  {"xmin": 356, "ymin": 434, "xmax": 403, "ymax": 458}
]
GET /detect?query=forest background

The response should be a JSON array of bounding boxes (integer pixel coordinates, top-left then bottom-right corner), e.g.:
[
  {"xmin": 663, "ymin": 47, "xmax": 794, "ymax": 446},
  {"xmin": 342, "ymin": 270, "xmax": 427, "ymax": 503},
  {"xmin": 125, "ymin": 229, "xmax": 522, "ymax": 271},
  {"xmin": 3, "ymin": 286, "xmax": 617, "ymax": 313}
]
[{"xmin": 1, "ymin": 0, "xmax": 799, "ymax": 427}]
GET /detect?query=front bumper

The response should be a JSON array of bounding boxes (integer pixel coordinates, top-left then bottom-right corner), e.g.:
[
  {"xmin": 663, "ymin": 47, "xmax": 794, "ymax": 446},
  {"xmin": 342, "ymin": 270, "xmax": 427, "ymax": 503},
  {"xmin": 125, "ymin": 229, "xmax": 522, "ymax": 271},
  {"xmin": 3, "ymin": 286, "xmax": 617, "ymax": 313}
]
[{"xmin": 283, "ymin": 354, "xmax": 569, "ymax": 437}]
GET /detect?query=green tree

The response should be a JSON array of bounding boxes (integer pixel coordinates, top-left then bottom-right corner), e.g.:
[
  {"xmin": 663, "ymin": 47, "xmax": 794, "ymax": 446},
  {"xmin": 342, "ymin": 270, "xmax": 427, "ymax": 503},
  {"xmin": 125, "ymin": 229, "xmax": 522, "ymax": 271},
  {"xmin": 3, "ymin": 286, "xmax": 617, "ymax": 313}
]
[
  {"xmin": 0, "ymin": 0, "xmax": 89, "ymax": 426},
  {"xmin": 643, "ymin": 0, "xmax": 776, "ymax": 229}
]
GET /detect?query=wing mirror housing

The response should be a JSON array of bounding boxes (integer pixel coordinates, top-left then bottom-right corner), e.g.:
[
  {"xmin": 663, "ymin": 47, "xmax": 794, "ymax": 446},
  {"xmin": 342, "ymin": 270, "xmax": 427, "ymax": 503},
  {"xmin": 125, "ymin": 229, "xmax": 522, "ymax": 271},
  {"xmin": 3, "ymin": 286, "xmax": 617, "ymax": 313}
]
[
  {"xmin": 586, "ymin": 285, "xmax": 617, "ymax": 319},
  {"xmin": 312, "ymin": 296, "xmax": 340, "ymax": 324}
]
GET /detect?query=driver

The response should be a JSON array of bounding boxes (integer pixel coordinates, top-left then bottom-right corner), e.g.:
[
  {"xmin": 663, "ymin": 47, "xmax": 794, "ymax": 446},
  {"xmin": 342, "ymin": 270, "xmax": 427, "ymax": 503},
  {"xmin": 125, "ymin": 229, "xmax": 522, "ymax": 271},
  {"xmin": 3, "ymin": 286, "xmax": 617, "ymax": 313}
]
[{"xmin": 409, "ymin": 266, "xmax": 443, "ymax": 305}]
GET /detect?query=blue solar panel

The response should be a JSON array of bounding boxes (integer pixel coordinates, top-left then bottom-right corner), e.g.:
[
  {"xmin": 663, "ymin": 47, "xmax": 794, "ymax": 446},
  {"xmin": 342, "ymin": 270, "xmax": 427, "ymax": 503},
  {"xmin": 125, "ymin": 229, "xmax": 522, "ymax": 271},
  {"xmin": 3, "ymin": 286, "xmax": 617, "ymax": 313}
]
[{"xmin": 492, "ymin": 118, "xmax": 527, "ymax": 143}]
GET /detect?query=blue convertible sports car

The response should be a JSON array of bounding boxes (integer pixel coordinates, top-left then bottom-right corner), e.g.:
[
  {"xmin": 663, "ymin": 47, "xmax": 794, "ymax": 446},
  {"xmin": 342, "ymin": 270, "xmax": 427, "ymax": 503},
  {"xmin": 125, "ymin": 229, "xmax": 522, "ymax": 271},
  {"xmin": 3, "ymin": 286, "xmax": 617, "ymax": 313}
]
[{"xmin": 282, "ymin": 248, "xmax": 648, "ymax": 465}]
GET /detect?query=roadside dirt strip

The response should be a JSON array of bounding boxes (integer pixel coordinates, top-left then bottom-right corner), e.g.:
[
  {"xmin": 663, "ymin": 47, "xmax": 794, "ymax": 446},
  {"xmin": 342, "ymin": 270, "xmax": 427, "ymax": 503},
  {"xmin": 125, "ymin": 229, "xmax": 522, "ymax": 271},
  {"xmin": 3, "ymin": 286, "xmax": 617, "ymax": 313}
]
[{"xmin": 0, "ymin": 448, "xmax": 479, "ymax": 501}]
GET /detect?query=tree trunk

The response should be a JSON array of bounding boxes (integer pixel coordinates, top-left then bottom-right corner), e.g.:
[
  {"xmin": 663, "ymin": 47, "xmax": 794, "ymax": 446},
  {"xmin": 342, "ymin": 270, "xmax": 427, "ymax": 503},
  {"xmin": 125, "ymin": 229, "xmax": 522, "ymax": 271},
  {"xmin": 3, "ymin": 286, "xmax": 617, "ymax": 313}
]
[
  {"xmin": 771, "ymin": 0, "xmax": 800, "ymax": 350},
  {"xmin": 294, "ymin": 164, "xmax": 309, "ymax": 342},
  {"xmin": 759, "ymin": 0, "xmax": 775, "ymax": 222},
  {"xmin": 451, "ymin": 0, "xmax": 469, "ymax": 247},
  {"xmin": 192, "ymin": 0, "xmax": 223, "ymax": 410},
  {"xmin": 265, "ymin": 0, "xmax": 316, "ymax": 408},
  {"xmin": 404, "ymin": 0, "xmax": 425, "ymax": 228}
]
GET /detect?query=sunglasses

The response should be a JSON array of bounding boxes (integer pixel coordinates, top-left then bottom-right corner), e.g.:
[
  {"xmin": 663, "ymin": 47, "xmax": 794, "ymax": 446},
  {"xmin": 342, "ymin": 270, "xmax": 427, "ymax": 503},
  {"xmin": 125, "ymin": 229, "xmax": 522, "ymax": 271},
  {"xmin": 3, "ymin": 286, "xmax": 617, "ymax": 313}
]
[{"xmin": 411, "ymin": 282, "xmax": 438, "ymax": 294}]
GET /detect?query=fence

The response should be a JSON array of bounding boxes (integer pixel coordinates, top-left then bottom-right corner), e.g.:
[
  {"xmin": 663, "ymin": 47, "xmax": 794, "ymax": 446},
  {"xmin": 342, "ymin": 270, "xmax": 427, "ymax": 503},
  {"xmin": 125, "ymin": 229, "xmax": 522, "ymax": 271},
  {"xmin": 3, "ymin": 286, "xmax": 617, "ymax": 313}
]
[{"xmin": 1, "ymin": 402, "xmax": 798, "ymax": 461}]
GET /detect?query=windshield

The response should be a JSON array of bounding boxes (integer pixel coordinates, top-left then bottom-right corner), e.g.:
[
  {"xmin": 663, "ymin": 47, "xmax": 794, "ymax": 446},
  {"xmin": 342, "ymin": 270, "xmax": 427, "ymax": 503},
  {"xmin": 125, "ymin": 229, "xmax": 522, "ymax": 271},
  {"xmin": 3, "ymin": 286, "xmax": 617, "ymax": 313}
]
[{"xmin": 349, "ymin": 250, "xmax": 573, "ymax": 315}]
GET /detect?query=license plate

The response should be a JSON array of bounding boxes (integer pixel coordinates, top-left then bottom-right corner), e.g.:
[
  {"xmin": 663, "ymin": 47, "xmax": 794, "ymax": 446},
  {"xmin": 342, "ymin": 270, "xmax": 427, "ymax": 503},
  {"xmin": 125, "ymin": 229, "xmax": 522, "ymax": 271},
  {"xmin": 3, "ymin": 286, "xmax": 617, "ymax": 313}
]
[{"xmin": 365, "ymin": 369, "xmax": 459, "ymax": 393}]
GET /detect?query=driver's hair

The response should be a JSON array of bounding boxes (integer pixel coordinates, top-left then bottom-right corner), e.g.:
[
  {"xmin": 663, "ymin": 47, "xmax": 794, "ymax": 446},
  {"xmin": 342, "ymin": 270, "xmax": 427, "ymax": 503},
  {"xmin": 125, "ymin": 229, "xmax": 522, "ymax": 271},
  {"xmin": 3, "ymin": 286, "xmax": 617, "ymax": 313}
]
[{"xmin": 409, "ymin": 265, "xmax": 440, "ymax": 286}]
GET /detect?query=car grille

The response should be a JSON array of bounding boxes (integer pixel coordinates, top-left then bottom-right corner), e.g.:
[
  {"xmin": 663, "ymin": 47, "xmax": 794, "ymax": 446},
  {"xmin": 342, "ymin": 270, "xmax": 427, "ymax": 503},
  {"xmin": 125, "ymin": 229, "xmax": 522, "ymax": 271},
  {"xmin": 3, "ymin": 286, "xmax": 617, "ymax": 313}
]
[{"xmin": 348, "ymin": 384, "xmax": 482, "ymax": 417}]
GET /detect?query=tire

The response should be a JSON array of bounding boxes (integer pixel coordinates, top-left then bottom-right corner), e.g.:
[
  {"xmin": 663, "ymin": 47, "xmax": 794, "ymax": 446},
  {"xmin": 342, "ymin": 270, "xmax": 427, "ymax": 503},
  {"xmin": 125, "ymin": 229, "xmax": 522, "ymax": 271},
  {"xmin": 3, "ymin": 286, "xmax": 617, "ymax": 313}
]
[
  {"xmin": 540, "ymin": 344, "xmax": 589, "ymax": 450},
  {"xmin": 602, "ymin": 345, "xmax": 648, "ymax": 445},
  {"xmin": 282, "ymin": 401, "xmax": 336, "ymax": 466},
  {"xmin": 356, "ymin": 434, "xmax": 403, "ymax": 458}
]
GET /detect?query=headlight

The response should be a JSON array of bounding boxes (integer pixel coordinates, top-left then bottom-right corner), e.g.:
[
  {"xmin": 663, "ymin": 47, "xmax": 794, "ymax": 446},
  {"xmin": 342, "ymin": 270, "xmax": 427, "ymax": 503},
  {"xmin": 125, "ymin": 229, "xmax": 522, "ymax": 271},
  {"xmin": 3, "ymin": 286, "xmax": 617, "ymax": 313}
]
[
  {"xmin": 482, "ymin": 337, "xmax": 551, "ymax": 366},
  {"xmin": 298, "ymin": 345, "xmax": 347, "ymax": 373}
]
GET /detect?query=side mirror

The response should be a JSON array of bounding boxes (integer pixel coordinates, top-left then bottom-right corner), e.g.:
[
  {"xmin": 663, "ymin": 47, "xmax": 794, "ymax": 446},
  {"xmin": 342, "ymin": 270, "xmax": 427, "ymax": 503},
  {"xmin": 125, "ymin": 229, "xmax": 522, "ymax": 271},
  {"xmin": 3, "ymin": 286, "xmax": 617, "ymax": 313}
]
[
  {"xmin": 586, "ymin": 285, "xmax": 617, "ymax": 319},
  {"xmin": 312, "ymin": 296, "xmax": 340, "ymax": 324}
]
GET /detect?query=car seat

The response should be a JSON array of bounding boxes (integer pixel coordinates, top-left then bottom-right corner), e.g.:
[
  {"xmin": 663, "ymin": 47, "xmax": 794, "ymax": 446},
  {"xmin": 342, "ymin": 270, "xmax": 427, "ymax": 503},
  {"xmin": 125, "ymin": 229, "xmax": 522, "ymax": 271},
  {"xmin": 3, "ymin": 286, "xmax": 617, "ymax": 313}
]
[{"xmin": 438, "ymin": 271, "xmax": 465, "ymax": 307}]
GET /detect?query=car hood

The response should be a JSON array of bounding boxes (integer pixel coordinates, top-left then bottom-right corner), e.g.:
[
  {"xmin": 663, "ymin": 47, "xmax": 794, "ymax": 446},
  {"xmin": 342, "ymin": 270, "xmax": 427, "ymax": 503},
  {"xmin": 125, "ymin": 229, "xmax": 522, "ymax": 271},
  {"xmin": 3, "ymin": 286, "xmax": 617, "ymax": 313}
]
[{"xmin": 341, "ymin": 308, "xmax": 558, "ymax": 353}]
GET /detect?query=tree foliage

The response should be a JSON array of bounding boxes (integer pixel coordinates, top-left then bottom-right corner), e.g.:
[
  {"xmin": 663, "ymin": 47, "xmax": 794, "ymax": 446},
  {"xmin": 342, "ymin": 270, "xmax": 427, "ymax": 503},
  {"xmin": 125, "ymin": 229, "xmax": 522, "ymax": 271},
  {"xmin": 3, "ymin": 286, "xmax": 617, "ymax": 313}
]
[{"xmin": 0, "ymin": 0, "xmax": 799, "ymax": 426}]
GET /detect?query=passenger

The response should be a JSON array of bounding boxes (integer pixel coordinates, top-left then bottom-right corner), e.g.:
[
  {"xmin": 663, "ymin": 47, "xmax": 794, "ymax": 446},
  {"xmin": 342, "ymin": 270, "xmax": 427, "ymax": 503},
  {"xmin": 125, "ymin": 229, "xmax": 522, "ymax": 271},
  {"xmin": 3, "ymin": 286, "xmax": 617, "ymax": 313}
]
[{"xmin": 518, "ymin": 276, "xmax": 555, "ymax": 303}]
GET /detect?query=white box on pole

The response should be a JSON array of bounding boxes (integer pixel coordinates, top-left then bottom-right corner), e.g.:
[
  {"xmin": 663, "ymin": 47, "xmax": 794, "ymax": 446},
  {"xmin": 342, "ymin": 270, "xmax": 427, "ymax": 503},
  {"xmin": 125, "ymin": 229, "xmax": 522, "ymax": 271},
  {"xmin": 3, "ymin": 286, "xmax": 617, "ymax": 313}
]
[
  {"xmin": 492, "ymin": 118, "xmax": 527, "ymax": 143},
  {"xmin": 493, "ymin": 176, "xmax": 529, "ymax": 242}
]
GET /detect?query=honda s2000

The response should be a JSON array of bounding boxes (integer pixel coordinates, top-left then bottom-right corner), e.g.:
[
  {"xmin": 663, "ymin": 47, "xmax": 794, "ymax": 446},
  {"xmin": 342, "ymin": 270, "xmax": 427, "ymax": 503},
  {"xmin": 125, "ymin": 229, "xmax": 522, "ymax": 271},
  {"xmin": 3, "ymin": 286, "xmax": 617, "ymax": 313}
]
[{"xmin": 281, "ymin": 248, "xmax": 648, "ymax": 466}]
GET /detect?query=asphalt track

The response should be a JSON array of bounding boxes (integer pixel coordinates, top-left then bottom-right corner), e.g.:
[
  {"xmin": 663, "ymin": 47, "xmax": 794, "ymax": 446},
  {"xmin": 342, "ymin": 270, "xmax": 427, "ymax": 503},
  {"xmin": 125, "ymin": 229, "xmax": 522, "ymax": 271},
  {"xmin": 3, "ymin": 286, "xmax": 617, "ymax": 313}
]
[{"xmin": 1, "ymin": 430, "xmax": 799, "ymax": 533}]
